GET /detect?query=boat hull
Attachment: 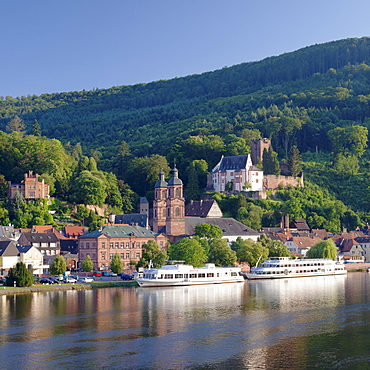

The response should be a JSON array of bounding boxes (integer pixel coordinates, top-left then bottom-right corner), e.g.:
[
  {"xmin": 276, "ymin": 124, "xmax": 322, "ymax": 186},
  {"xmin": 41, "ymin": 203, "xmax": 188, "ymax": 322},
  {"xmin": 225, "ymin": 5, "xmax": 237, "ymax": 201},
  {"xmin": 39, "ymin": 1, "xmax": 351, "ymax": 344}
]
[
  {"xmin": 246, "ymin": 270, "xmax": 347, "ymax": 280},
  {"xmin": 135, "ymin": 277, "xmax": 244, "ymax": 287}
]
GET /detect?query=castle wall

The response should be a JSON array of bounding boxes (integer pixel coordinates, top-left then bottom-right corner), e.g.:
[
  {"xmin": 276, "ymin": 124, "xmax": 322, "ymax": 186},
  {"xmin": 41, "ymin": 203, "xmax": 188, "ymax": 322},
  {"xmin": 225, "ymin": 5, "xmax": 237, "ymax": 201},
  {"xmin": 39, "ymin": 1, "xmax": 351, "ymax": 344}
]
[{"xmin": 263, "ymin": 174, "xmax": 304, "ymax": 190}]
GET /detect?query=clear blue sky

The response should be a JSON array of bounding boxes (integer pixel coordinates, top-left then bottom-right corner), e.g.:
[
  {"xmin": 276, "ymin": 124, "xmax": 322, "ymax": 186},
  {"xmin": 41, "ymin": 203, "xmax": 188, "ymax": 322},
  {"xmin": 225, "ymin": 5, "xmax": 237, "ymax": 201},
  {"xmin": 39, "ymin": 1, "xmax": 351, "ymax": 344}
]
[{"xmin": 1, "ymin": 0, "xmax": 370, "ymax": 97}]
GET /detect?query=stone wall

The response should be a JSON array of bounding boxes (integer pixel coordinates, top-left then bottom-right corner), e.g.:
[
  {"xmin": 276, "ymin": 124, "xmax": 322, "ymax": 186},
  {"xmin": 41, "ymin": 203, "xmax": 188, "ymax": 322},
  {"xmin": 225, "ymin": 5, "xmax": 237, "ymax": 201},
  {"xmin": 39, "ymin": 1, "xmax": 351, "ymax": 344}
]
[{"xmin": 263, "ymin": 174, "xmax": 304, "ymax": 190}]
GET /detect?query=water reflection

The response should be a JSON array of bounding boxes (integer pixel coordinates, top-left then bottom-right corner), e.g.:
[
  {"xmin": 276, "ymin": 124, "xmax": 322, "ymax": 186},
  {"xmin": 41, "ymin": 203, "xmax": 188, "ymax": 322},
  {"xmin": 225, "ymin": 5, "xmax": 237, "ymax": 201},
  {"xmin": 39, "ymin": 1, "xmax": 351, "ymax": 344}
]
[{"xmin": 0, "ymin": 274, "xmax": 370, "ymax": 369}]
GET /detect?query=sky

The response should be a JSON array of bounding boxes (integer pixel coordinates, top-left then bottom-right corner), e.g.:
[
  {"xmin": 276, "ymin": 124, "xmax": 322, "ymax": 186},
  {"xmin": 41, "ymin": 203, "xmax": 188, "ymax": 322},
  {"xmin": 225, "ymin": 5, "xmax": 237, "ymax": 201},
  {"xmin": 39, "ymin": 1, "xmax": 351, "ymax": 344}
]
[{"xmin": 1, "ymin": 0, "xmax": 370, "ymax": 98}]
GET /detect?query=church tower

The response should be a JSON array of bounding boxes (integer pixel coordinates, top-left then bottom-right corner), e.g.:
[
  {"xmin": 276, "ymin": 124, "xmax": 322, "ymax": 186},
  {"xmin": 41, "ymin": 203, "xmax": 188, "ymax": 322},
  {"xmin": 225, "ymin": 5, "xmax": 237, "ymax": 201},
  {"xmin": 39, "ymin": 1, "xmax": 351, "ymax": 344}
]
[
  {"xmin": 152, "ymin": 171, "xmax": 167, "ymax": 233},
  {"xmin": 166, "ymin": 166, "xmax": 185, "ymax": 236}
]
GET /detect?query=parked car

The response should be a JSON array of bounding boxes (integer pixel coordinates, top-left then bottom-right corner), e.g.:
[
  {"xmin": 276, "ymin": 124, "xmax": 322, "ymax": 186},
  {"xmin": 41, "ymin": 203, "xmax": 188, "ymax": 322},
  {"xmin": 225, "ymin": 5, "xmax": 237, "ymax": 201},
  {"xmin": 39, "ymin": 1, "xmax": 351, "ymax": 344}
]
[
  {"xmin": 64, "ymin": 276, "xmax": 77, "ymax": 283},
  {"xmin": 48, "ymin": 277, "xmax": 61, "ymax": 284},
  {"xmin": 102, "ymin": 271, "xmax": 109, "ymax": 277},
  {"xmin": 54, "ymin": 275, "xmax": 64, "ymax": 281},
  {"xmin": 80, "ymin": 277, "xmax": 94, "ymax": 283},
  {"xmin": 109, "ymin": 272, "xmax": 117, "ymax": 277},
  {"xmin": 93, "ymin": 271, "xmax": 102, "ymax": 277},
  {"xmin": 40, "ymin": 278, "xmax": 57, "ymax": 284},
  {"xmin": 120, "ymin": 273, "xmax": 134, "ymax": 281}
]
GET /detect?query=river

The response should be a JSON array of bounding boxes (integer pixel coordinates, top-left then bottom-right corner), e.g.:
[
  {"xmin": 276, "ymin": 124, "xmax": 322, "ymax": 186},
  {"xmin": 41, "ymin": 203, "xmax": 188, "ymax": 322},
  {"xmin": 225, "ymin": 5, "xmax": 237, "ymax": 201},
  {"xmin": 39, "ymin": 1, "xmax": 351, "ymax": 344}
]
[{"xmin": 1, "ymin": 273, "xmax": 370, "ymax": 369}]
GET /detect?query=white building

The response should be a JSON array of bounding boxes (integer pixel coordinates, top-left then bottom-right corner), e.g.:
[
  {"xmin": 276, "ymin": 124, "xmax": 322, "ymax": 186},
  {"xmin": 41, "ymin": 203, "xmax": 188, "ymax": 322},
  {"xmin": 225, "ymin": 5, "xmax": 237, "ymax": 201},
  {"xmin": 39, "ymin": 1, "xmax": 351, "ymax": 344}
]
[
  {"xmin": 0, "ymin": 238, "xmax": 46, "ymax": 276},
  {"xmin": 211, "ymin": 155, "xmax": 264, "ymax": 193}
]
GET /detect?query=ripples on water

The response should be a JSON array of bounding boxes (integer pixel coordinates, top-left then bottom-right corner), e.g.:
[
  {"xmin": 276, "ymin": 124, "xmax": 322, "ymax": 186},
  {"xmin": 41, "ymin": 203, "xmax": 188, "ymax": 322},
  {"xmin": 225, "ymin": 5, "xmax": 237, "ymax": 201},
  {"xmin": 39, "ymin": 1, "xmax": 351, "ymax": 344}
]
[{"xmin": 1, "ymin": 273, "xmax": 370, "ymax": 369}]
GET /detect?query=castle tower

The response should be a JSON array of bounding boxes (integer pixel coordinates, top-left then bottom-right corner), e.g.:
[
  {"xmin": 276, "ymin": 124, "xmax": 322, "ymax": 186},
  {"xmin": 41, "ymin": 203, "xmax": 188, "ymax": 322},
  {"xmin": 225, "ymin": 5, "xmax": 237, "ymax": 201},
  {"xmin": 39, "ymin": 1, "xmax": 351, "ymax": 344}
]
[
  {"xmin": 250, "ymin": 138, "xmax": 271, "ymax": 165},
  {"xmin": 152, "ymin": 172, "xmax": 167, "ymax": 233},
  {"xmin": 166, "ymin": 166, "xmax": 185, "ymax": 236}
]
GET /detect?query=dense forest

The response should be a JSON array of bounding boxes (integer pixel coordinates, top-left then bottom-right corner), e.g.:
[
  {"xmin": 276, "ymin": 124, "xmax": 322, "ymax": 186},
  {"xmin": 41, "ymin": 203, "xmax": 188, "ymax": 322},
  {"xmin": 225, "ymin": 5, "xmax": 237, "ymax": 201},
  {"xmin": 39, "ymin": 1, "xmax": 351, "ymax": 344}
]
[{"xmin": 1, "ymin": 37, "xmax": 370, "ymax": 229}]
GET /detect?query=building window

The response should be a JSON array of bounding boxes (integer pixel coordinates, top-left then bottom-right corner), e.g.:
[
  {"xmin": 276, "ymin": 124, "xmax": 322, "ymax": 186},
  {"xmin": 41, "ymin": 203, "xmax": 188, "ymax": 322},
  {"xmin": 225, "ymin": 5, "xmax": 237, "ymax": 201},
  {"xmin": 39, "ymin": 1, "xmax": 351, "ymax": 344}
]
[
  {"xmin": 101, "ymin": 252, "xmax": 105, "ymax": 259},
  {"xmin": 176, "ymin": 188, "xmax": 181, "ymax": 197},
  {"xmin": 162, "ymin": 209, "xmax": 166, "ymax": 217},
  {"xmin": 120, "ymin": 242, "xmax": 124, "ymax": 249},
  {"xmin": 110, "ymin": 253, "xmax": 113, "ymax": 259},
  {"xmin": 86, "ymin": 243, "xmax": 90, "ymax": 249},
  {"xmin": 120, "ymin": 253, "xmax": 124, "ymax": 259},
  {"xmin": 175, "ymin": 207, "xmax": 180, "ymax": 216},
  {"xmin": 126, "ymin": 253, "xmax": 130, "ymax": 259},
  {"xmin": 101, "ymin": 242, "xmax": 105, "ymax": 248},
  {"xmin": 110, "ymin": 242, "xmax": 113, "ymax": 248},
  {"xmin": 126, "ymin": 242, "xmax": 130, "ymax": 248},
  {"xmin": 136, "ymin": 242, "xmax": 140, "ymax": 248},
  {"xmin": 115, "ymin": 242, "xmax": 119, "ymax": 249},
  {"xmin": 136, "ymin": 253, "xmax": 140, "ymax": 259}
]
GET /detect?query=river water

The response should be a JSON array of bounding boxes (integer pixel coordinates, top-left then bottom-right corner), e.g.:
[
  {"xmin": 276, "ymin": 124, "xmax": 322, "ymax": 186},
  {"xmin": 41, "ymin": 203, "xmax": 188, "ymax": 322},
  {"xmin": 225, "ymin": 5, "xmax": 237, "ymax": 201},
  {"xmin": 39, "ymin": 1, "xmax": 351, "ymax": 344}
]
[{"xmin": 1, "ymin": 273, "xmax": 370, "ymax": 369}]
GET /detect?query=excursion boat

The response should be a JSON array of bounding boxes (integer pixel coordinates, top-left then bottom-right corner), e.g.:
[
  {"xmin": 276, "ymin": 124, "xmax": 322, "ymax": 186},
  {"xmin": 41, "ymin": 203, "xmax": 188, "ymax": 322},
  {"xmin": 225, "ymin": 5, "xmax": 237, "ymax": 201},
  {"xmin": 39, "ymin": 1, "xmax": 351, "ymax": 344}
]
[
  {"xmin": 134, "ymin": 261, "xmax": 245, "ymax": 287},
  {"xmin": 246, "ymin": 257, "xmax": 347, "ymax": 280}
]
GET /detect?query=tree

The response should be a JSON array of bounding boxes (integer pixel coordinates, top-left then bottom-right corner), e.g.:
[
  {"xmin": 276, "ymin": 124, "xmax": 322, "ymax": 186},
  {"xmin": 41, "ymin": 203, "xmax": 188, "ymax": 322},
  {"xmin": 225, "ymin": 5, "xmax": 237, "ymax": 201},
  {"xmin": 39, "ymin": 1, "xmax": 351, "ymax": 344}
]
[
  {"xmin": 288, "ymin": 145, "xmax": 302, "ymax": 177},
  {"xmin": 169, "ymin": 238, "xmax": 208, "ymax": 267},
  {"xmin": 328, "ymin": 125, "xmax": 368, "ymax": 158},
  {"xmin": 236, "ymin": 204, "xmax": 263, "ymax": 230},
  {"xmin": 306, "ymin": 240, "xmax": 338, "ymax": 259},
  {"xmin": 71, "ymin": 170, "xmax": 106, "ymax": 206},
  {"xmin": 81, "ymin": 255, "xmax": 94, "ymax": 272},
  {"xmin": 6, "ymin": 262, "xmax": 33, "ymax": 287},
  {"xmin": 208, "ymin": 238, "xmax": 237, "ymax": 266},
  {"xmin": 278, "ymin": 116, "xmax": 303, "ymax": 158},
  {"xmin": 232, "ymin": 237, "xmax": 268, "ymax": 267},
  {"xmin": 258, "ymin": 234, "xmax": 290, "ymax": 257},
  {"xmin": 6, "ymin": 115, "xmax": 26, "ymax": 134},
  {"xmin": 185, "ymin": 162, "xmax": 199, "ymax": 200},
  {"xmin": 117, "ymin": 180, "xmax": 137, "ymax": 214},
  {"xmin": 110, "ymin": 253, "xmax": 123, "ymax": 275},
  {"xmin": 139, "ymin": 240, "xmax": 167, "ymax": 268},
  {"xmin": 32, "ymin": 120, "xmax": 41, "ymax": 136},
  {"xmin": 125, "ymin": 154, "xmax": 170, "ymax": 196},
  {"xmin": 262, "ymin": 146, "xmax": 280, "ymax": 175},
  {"xmin": 194, "ymin": 224, "xmax": 223, "ymax": 241},
  {"xmin": 49, "ymin": 255, "xmax": 67, "ymax": 275}
]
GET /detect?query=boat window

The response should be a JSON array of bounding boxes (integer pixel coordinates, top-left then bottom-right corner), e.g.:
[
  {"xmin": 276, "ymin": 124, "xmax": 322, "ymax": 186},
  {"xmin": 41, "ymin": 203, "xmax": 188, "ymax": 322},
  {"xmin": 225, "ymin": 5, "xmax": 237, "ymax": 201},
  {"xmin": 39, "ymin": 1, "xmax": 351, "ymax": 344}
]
[
  {"xmin": 198, "ymin": 273, "xmax": 205, "ymax": 278},
  {"xmin": 190, "ymin": 274, "xmax": 197, "ymax": 278},
  {"xmin": 175, "ymin": 274, "xmax": 183, "ymax": 279},
  {"xmin": 231, "ymin": 272, "xmax": 238, "ymax": 276},
  {"xmin": 207, "ymin": 273, "xmax": 214, "ymax": 278},
  {"xmin": 164, "ymin": 274, "xmax": 173, "ymax": 279},
  {"xmin": 184, "ymin": 274, "xmax": 188, "ymax": 278}
]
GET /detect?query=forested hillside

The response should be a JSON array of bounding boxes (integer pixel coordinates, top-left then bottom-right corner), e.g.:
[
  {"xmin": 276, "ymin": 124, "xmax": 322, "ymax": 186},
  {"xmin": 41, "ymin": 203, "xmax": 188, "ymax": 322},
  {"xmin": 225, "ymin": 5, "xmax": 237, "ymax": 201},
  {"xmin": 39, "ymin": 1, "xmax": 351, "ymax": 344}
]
[{"xmin": 1, "ymin": 37, "xmax": 370, "ymax": 227}]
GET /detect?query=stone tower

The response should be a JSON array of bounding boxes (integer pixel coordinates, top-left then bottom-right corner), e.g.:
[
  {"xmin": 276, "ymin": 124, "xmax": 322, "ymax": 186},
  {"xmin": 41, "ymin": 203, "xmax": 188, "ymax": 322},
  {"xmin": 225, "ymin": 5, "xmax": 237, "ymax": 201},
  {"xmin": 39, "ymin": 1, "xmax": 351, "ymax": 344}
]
[
  {"xmin": 152, "ymin": 171, "xmax": 167, "ymax": 234},
  {"xmin": 165, "ymin": 166, "xmax": 185, "ymax": 236},
  {"xmin": 250, "ymin": 138, "xmax": 271, "ymax": 165}
]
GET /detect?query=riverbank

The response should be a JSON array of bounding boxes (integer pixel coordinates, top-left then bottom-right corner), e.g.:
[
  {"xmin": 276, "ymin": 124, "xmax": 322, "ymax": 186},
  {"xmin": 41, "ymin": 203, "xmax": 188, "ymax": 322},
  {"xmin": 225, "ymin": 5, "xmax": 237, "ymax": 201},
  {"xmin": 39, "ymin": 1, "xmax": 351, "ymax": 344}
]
[{"xmin": 0, "ymin": 280, "xmax": 137, "ymax": 296}]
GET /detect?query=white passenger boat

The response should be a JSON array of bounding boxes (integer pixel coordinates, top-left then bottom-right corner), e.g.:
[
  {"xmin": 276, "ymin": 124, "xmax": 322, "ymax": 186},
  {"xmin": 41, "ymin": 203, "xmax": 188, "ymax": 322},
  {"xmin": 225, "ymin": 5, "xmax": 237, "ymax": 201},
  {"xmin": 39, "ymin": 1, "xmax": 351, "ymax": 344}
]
[
  {"xmin": 134, "ymin": 261, "xmax": 244, "ymax": 287},
  {"xmin": 246, "ymin": 257, "xmax": 347, "ymax": 280}
]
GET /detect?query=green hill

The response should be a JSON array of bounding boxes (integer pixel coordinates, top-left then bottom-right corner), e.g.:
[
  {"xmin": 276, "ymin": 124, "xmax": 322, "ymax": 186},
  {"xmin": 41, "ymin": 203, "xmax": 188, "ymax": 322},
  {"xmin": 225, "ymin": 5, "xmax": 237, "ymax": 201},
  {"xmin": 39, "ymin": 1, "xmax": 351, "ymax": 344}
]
[{"xmin": 2, "ymin": 37, "xmax": 370, "ymax": 220}]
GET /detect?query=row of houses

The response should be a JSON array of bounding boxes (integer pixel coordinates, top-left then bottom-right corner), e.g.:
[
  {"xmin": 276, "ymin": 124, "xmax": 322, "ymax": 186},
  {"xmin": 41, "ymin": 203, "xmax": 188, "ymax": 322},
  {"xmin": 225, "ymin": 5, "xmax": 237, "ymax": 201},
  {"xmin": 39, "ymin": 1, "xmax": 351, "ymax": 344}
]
[{"xmin": 263, "ymin": 216, "xmax": 369, "ymax": 263}]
